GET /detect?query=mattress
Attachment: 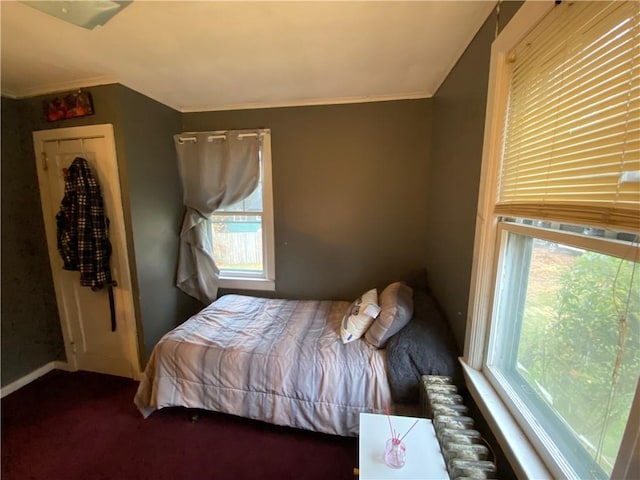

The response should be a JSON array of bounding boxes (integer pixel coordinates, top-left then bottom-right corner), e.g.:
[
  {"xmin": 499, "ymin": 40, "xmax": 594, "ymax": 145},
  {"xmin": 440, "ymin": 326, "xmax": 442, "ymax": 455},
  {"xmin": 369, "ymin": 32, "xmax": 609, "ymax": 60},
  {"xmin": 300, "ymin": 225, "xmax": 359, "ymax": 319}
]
[{"xmin": 134, "ymin": 294, "xmax": 392, "ymax": 436}]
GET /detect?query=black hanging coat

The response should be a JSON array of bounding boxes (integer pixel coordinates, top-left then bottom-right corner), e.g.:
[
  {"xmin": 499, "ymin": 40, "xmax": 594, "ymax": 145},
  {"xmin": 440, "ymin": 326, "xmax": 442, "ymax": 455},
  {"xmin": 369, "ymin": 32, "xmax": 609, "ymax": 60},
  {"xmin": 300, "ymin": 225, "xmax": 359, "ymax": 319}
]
[
  {"xmin": 56, "ymin": 156, "xmax": 112, "ymax": 288},
  {"xmin": 56, "ymin": 157, "xmax": 116, "ymax": 330}
]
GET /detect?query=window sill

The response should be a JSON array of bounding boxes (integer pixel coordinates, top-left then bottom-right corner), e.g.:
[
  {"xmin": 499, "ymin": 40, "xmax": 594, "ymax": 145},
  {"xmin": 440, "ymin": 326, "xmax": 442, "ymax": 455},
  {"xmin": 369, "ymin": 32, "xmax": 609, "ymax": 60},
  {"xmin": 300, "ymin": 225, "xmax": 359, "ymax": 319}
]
[
  {"xmin": 460, "ymin": 359, "xmax": 553, "ymax": 480},
  {"xmin": 217, "ymin": 277, "xmax": 275, "ymax": 292}
]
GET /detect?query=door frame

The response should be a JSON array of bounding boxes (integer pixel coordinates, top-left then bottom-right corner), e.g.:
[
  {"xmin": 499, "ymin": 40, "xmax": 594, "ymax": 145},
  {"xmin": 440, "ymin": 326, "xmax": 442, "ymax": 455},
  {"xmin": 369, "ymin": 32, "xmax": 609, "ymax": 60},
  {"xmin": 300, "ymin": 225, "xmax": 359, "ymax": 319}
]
[{"xmin": 33, "ymin": 123, "xmax": 141, "ymax": 379}]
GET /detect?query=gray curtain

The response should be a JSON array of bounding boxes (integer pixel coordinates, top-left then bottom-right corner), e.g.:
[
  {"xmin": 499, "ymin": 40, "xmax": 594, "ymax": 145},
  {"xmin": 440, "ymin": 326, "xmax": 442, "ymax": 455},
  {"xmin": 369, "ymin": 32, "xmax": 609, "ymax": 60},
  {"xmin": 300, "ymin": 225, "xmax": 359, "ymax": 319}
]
[{"xmin": 174, "ymin": 130, "xmax": 261, "ymax": 303}]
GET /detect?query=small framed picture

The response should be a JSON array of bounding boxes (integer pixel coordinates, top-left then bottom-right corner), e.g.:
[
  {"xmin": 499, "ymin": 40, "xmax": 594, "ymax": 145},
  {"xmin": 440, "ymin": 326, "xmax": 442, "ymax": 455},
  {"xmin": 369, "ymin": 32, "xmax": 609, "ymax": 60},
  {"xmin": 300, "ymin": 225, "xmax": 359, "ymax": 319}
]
[{"xmin": 44, "ymin": 91, "xmax": 94, "ymax": 122}]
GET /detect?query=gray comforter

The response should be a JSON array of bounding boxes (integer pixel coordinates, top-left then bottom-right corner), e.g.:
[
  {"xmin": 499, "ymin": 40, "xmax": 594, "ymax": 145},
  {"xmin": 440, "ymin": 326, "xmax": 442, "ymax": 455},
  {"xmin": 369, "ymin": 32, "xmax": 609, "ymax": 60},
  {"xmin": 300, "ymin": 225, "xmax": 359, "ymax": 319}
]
[
  {"xmin": 385, "ymin": 289, "xmax": 462, "ymax": 403},
  {"xmin": 134, "ymin": 294, "xmax": 391, "ymax": 436}
]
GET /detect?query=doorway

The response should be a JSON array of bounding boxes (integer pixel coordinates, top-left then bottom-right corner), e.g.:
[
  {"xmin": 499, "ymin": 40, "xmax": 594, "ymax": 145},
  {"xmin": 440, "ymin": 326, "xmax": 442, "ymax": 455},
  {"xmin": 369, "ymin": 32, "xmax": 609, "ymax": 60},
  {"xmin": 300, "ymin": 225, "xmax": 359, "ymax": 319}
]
[{"xmin": 33, "ymin": 124, "xmax": 140, "ymax": 379}]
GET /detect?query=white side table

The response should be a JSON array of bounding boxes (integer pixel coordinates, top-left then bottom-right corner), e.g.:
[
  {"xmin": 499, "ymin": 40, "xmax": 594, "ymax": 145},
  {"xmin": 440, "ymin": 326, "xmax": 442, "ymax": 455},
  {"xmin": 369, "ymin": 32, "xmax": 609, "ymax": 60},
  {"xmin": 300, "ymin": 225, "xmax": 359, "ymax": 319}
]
[{"xmin": 358, "ymin": 413, "xmax": 449, "ymax": 480}]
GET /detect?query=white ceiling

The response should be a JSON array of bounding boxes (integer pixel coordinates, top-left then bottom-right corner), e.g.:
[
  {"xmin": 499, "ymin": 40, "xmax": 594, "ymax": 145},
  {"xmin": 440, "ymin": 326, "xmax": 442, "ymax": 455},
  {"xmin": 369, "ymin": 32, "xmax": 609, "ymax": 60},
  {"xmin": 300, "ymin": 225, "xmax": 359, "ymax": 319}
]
[{"xmin": 1, "ymin": 1, "xmax": 496, "ymax": 112}]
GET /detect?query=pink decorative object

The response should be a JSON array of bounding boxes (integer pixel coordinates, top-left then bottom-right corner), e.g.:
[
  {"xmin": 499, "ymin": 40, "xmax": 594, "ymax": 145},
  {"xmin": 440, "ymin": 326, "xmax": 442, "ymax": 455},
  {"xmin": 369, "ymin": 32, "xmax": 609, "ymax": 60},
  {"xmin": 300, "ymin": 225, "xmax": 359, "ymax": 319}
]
[
  {"xmin": 383, "ymin": 403, "xmax": 419, "ymax": 469},
  {"xmin": 384, "ymin": 437, "xmax": 407, "ymax": 468}
]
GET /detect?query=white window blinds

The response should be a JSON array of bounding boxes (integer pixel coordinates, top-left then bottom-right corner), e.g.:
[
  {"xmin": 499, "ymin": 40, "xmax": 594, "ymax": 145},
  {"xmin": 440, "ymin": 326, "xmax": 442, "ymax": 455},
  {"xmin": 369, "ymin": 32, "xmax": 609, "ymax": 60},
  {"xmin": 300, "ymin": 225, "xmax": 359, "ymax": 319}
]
[{"xmin": 496, "ymin": 1, "xmax": 640, "ymax": 232}]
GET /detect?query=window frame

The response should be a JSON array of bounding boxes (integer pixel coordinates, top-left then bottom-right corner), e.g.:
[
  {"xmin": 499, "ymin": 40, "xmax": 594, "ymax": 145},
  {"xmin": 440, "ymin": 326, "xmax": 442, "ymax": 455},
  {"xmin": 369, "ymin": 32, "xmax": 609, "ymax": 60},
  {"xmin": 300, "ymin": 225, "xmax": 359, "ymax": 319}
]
[
  {"xmin": 463, "ymin": 2, "xmax": 640, "ymax": 479},
  {"xmin": 214, "ymin": 130, "xmax": 275, "ymax": 291}
]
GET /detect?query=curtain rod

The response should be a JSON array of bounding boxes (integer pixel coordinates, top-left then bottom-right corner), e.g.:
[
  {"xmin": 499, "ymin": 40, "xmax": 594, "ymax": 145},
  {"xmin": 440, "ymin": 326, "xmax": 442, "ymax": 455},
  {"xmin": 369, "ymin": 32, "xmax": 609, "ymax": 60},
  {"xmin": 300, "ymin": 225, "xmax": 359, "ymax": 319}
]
[{"xmin": 177, "ymin": 130, "xmax": 268, "ymax": 144}]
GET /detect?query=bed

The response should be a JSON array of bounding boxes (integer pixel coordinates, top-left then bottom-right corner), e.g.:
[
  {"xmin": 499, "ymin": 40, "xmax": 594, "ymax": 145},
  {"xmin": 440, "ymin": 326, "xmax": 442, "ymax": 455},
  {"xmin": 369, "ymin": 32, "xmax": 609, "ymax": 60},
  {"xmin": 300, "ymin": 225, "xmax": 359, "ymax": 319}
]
[
  {"xmin": 134, "ymin": 278, "xmax": 461, "ymax": 437},
  {"xmin": 134, "ymin": 292, "xmax": 394, "ymax": 436}
]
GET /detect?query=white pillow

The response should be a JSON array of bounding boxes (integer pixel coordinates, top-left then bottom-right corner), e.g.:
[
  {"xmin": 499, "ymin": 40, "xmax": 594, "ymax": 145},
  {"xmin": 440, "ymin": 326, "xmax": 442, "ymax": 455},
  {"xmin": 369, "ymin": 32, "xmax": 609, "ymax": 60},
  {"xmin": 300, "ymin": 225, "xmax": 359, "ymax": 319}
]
[{"xmin": 340, "ymin": 288, "xmax": 381, "ymax": 343}]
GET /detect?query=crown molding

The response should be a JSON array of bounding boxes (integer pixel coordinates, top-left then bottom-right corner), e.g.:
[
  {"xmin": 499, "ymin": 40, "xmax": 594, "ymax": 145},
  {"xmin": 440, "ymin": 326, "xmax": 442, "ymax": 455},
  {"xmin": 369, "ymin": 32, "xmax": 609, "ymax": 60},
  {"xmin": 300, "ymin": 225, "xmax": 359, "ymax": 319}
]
[
  {"xmin": 4, "ymin": 76, "xmax": 118, "ymax": 99},
  {"xmin": 179, "ymin": 91, "xmax": 433, "ymax": 113}
]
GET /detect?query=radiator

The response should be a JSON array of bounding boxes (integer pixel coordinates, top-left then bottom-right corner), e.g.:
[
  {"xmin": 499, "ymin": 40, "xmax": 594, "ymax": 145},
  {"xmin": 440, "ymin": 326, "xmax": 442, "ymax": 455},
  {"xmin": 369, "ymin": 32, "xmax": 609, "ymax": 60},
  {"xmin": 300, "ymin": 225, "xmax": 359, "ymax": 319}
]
[{"xmin": 420, "ymin": 375, "xmax": 498, "ymax": 479}]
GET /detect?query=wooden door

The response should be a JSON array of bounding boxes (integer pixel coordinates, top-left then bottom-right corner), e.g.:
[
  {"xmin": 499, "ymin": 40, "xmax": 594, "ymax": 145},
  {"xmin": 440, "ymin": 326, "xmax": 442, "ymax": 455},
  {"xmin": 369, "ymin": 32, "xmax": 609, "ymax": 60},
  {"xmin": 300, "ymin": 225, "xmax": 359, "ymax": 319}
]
[{"xmin": 33, "ymin": 124, "xmax": 140, "ymax": 379}]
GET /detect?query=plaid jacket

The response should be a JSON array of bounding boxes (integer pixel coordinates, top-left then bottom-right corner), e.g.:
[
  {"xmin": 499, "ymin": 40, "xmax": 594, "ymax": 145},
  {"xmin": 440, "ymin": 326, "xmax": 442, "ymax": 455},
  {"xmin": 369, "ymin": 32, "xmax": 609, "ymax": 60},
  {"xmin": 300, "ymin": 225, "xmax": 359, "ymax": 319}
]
[{"xmin": 56, "ymin": 157, "xmax": 113, "ymax": 290}]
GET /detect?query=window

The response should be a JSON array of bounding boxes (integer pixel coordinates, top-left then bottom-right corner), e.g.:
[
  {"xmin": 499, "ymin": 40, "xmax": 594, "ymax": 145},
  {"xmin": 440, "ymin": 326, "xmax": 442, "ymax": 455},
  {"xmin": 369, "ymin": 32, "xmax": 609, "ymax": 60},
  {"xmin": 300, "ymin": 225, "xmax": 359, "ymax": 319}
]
[
  {"xmin": 465, "ymin": 2, "xmax": 639, "ymax": 479},
  {"xmin": 210, "ymin": 131, "xmax": 275, "ymax": 290},
  {"xmin": 489, "ymin": 220, "xmax": 638, "ymax": 479}
]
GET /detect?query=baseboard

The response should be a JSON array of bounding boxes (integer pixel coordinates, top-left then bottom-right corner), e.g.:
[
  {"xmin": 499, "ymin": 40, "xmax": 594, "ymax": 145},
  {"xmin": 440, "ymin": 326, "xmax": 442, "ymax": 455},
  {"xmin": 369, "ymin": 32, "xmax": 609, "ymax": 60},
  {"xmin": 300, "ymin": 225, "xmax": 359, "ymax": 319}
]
[{"xmin": 1, "ymin": 361, "xmax": 72, "ymax": 398}]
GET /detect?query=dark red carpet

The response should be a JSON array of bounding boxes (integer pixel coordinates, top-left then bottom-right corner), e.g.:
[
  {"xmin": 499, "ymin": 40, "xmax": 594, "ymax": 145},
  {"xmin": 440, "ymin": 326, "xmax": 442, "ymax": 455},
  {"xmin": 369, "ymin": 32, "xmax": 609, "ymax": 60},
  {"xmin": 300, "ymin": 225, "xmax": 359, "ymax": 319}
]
[{"xmin": 1, "ymin": 370, "xmax": 358, "ymax": 480}]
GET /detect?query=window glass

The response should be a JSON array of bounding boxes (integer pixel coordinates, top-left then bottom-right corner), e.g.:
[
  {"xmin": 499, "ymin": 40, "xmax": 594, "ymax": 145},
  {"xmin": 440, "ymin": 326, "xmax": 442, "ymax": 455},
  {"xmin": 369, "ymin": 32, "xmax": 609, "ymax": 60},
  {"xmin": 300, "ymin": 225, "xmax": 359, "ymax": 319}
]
[
  {"xmin": 488, "ymin": 222, "xmax": 639, "ymax": 479},
  {"xmin": 211, "ymin": 214, "xmax": 263, "ymax": 273}
]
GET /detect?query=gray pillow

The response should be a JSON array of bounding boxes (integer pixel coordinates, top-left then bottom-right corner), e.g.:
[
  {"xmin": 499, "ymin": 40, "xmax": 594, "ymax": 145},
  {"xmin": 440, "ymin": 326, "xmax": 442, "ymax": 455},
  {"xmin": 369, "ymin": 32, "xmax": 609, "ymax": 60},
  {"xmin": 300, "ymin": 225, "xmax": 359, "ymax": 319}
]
[
  {"xmin": 385, "ymin": 290, "xmax": 462, "ymax": 403},
  {"xmin": 364, "ymin": 282, "xmax": 413, "ymax": 348}
]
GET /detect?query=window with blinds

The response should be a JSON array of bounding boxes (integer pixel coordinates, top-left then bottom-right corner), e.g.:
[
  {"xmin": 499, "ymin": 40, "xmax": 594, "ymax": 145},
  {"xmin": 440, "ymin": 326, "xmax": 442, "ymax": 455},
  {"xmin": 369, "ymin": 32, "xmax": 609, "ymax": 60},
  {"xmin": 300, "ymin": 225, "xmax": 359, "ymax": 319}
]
[
  {"xmin": 465, "ymin": 2, "xmax": 640, "ymax": 479},
  {"xmin": 496, "ymin": 1, "xmax": 640, "ymax": 232}
]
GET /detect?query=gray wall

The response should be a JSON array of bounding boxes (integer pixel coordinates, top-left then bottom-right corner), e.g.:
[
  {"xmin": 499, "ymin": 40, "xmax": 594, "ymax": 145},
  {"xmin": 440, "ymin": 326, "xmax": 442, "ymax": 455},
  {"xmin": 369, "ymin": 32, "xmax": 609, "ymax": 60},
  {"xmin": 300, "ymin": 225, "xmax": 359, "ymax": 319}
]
[
  {"xmin": 114, "ymin": 86, "xmax": 202, "ymax": 360},
  {"xmin": 426, "ymin": 1, "xmax": 523, "ymax": 350},
  {"xmin": 183, "ymin": 99, "xmax": 432, "ymax": 301},
  {"xmin": 1, "ymin": 84, "xmax": 201, "ymax": 385},
  {"xmin": 1, "ymin": 97, "xmax": 65, "ymax": 385}
]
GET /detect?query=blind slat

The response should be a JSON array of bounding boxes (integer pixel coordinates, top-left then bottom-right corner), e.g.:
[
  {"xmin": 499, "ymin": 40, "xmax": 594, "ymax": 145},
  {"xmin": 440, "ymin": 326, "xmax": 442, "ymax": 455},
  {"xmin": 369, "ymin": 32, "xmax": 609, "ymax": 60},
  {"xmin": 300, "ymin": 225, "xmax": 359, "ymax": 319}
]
[
  {"xmin": 504, "ymin": 104, "xmax": 640, "ymax": 160},
  {"xmin": 497, "ymin": 0, "xmax": 640, "ymax": 232},
  {"xmin": 502, "ymin": 126, "xmax": 640, "ymax": 173},
  {"xmin": 511, "ymin": 24, "xmax": 639, "ymax": 98},
  {"xmin": 511, "ymin": 15, "xmax": 638, "ymax": 91},
  {"xmin": 509, "ymin": 65, "xmax": 639, "ymax": 134},
  {"xmin": 509, "ymin": 2, "xmax": 635, "ymax": 82}
]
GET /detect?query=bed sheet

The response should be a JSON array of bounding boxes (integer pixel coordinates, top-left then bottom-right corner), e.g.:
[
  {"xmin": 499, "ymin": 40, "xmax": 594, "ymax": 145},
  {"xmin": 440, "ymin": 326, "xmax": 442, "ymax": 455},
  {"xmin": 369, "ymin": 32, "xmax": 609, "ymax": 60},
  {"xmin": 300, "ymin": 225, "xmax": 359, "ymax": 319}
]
[{"xmin": 134, "ymin": 294, "xmax": 392, "ymax": 436}]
